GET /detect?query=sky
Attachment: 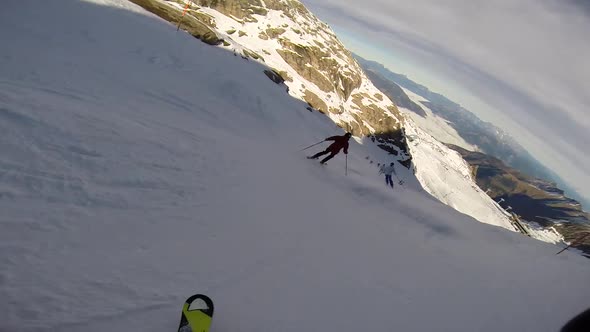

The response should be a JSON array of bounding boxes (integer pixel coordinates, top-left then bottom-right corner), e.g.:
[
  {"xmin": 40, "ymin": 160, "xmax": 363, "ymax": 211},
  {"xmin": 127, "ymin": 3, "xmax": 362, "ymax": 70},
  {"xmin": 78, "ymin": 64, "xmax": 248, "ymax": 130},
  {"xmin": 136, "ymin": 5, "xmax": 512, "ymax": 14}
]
[{"xmin": 301, "ymin": 0, "xmax": 590, "ymax": 204}]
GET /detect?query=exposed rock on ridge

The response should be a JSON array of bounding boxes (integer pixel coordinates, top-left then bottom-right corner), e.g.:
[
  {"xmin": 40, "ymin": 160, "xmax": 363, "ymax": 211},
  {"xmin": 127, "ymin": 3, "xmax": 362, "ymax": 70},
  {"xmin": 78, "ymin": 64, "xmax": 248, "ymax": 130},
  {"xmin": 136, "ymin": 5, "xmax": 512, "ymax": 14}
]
[{"xmin": 130, "ymin": 0, "xmax": 409, "ymax": 161}]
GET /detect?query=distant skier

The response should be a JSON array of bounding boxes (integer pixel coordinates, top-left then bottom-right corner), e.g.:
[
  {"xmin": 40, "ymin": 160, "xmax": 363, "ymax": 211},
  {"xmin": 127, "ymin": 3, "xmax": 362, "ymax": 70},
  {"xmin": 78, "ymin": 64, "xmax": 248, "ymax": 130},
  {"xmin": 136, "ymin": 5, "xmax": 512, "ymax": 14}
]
[
  {"xmin": 307, "ymin": 133, "xmax": 351, "ymax": 164},
  {"xmin": 379, "ymin": 162, "xmax": 397, "ymax": 188}
]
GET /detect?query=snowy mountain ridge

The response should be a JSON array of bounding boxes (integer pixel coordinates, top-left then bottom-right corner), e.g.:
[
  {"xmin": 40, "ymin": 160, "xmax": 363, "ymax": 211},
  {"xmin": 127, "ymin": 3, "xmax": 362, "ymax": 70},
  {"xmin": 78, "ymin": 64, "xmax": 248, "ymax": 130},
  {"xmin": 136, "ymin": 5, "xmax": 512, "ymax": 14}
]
[
  {"xmin": 158, "ymin": 0, "xmax": 572, "ymax": 243},
  {"xmin": 130, "ymin": 0, "xmax": 532, "ymax": 234},
  {"xmin": 163, "ymin": 0, "xmax": 403, "ymax": 138}
]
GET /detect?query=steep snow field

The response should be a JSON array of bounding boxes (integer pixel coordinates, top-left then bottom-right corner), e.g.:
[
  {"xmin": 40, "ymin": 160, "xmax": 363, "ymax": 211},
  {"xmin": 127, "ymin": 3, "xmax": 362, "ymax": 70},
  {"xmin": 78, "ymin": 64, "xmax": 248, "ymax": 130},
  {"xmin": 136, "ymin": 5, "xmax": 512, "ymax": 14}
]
[
  {"xmin": 403, "ymin": 118, "xmax": 517, "ymax": 230},
  {"xmin": 176, "ymin": 0, "xmax": 401, "ymax": 130},
  {"xmin": 398, "ymin": 89, "xmax": 564, "ymax": 244},
  {"xmin": 400, "ymin": 87, "xmax": 476, "ymax": 151},
  {"xmin": 1, "ymin": 1, "xmax": 589, "ymax": 331}
]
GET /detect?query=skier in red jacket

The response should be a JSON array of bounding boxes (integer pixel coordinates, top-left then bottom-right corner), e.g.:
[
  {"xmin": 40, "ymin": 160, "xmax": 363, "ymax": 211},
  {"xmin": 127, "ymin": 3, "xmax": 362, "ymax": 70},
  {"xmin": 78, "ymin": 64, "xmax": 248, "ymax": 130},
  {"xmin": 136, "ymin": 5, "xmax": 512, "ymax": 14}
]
[{"xmin": 307, "ymin": 133, "xmax": 352, "ymax": 164}]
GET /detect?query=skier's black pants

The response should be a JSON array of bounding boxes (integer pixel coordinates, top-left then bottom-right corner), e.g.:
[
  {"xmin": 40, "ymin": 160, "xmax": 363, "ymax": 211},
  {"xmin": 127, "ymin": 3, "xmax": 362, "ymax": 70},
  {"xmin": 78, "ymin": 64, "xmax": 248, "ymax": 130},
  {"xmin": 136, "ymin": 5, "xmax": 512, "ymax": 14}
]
[
  {"xmin": 385, "ymin": 175, "xmax": 394, "ymax": 188},
  {"xmin": 310, "ymin": 149, "xmax": 337, "ymax": 163}
]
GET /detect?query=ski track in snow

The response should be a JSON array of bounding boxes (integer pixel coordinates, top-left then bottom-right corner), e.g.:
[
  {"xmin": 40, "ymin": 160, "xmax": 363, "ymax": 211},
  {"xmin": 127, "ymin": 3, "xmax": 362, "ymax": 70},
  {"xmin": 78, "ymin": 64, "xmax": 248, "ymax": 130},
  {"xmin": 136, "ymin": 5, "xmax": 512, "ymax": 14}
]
[{"xmin": 0, "ymin": 1, "xmax": 589, "ymax": 331}]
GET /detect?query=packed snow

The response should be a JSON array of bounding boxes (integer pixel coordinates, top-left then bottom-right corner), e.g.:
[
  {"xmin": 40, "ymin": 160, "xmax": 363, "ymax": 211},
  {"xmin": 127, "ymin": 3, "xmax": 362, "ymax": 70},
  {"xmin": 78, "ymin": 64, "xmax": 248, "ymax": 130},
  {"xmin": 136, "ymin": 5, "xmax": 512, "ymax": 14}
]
[{"xmin": 1, "ymin": 1, "xmax": 589, "ymax": 332}]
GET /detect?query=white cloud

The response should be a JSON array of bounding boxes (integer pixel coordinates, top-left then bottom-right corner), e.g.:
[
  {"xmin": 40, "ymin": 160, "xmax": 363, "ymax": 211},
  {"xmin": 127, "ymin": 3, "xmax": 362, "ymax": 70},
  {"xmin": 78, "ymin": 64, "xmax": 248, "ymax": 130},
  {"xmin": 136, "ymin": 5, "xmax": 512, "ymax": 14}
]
[{"xmin": 302, "ymin": 0, "xmax": 590, "ymax": 203}]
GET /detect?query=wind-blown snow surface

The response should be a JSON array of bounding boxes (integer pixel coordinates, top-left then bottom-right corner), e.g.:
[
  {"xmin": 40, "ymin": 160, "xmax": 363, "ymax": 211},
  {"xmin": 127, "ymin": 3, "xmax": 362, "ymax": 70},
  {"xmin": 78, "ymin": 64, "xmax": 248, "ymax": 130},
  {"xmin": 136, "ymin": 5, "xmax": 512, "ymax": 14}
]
[{"xmin": 1, "ymin": 1, "xmax": 589, "ymax": 331}]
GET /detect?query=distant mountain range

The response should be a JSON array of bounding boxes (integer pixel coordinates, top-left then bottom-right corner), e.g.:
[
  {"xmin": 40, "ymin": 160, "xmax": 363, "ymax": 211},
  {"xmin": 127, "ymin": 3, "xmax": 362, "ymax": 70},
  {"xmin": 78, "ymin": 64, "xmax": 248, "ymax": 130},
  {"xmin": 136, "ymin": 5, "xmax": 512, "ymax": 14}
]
[
  {"xmin": 355, "ymin": 54, "xmax": 590, "ymax": 255},
  {"xmin": 449, "ymin": 145, "xmax": 590, "ymax": 257},
  {"xmin": 354, "ymin": 54, "xmax": 590, "ymax": 210}
]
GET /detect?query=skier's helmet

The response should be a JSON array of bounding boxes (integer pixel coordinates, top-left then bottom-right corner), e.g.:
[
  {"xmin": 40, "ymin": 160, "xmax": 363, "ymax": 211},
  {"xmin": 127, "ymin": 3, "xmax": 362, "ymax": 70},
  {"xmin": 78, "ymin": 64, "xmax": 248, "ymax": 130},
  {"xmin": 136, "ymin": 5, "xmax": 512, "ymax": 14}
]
[{"xmin": 345, "ymin": 132, "xmax": 352, "ymax": 138}]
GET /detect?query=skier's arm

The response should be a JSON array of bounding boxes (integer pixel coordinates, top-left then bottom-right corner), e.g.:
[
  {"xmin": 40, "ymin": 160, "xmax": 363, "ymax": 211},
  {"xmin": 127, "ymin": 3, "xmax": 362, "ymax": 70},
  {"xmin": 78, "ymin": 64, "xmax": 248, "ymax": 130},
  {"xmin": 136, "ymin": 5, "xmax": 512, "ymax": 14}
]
[
  {"xmin": 324, "ymin": 136, "xmax": 338, "ymax": 141},
  {"xmin": 343, "ymin": 142, "xmax": 349, "ymax": 154}
]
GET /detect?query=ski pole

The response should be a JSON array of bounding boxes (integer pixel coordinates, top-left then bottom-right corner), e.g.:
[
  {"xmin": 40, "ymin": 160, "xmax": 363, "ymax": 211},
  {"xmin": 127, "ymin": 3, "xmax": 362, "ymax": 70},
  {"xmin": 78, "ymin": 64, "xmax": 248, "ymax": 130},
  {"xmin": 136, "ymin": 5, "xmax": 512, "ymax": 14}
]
[
  {"xmin": 177, "ymin": 0, "xmax": 193, "ymax": 31},
  {"xmin": 556, "ymin": 233, "xmax": 589, "ymax": 255},
  {"xmin": 345, "ymin": 153, "xmax": 348, "ymax": 176},
  {"xmin": 299, "ymin": 140, "xmax": 324, "ymax": 152},
  {"xmin": 395, "ymin": 173, "xmax": 404, "ymax": 185},
  {"xmin": 556, "ymin": 243, "xmax": 575, "ymax": 255}
]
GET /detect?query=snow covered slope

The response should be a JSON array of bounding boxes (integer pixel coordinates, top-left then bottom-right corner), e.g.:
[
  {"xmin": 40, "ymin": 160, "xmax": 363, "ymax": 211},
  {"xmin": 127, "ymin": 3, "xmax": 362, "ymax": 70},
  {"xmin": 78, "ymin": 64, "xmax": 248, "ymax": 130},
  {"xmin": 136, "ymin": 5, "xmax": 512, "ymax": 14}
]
[
  {"xmin": 1, "ymin": 1, "xmax": 589, "ymax": 332},
  {"xmin": 132, "ymin": 1, "xmax": 535, "ymax": 241},
  {"xmin": 400, "ymin": 87, "xmax": 476, "ymax": 151},
  {"xmin": 399, "ymin": 90, "xmax": 564, "ymax": 243},
  {"xmin": 396, "ymin": 88, "xmax": 515, "ymax": 228},
  {"xmin": 403, "ymin": 118, "xmax": 516, "ymax": 230},
  {"xmin": 143, "ymin": 0, "xmax": 403, "ymax": 137}
]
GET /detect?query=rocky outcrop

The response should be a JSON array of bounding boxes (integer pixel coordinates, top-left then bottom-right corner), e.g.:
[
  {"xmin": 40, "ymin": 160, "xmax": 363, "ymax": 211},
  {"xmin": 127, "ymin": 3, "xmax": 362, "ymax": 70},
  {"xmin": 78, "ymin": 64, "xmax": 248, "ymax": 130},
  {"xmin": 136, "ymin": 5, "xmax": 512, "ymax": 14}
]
[
  {"xmin": 275, "ymin": 40, "xmax": 363, "ymax": 100},
  {"xmin": 364, "ymin": 69, "xmax": 427, "ymax": 117},
  {"xmin": 192, "ymin": 0, "xmax": 268, "ymax": 19},
  {"xmin": 129, "ymin": 0, "xmax": 222, "ymax": 45},
  {"xmin": 184, "ymin": 0, "xmax": 401, "ymax": 135},
  {"xmin": 264, "ymin": 69, "xmax": 285, "ymax": 84},
  {"xmin": 303, "ymin": 90, "xmax": 328, "ymax": 114},
  {"xmin": 132, "ymin": 0, "xmax": 407, "ymax": 164}
]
